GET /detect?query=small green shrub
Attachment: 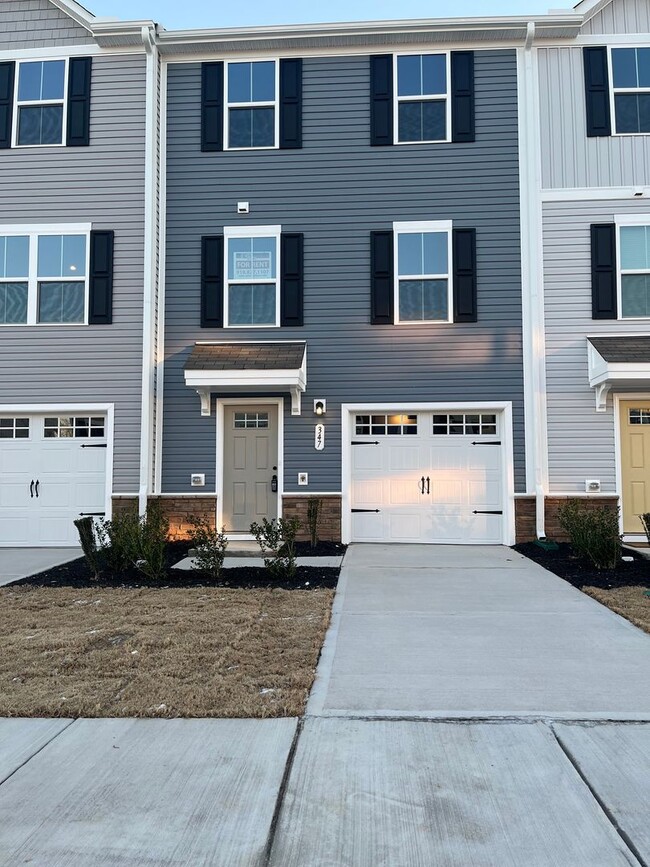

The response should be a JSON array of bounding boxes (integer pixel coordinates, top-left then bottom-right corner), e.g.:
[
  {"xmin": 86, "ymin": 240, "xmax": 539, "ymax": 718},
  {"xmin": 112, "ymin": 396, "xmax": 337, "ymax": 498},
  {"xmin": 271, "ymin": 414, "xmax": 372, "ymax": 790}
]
[
  {"xmin": 557, "ymin": 499, "xmax": 621, "ymax": 570},
  {"xmin": 188, "ymin": 516, "xmax": 228, "ymax": 579},
  {"xmin": 250, "ymin": 516, "xmax": 301, "ymax": 579},
  {"xmin": 98, "ymin": 501, "xmax": 169, "ymax": 580},
  {"xmin": 98, "ymin": 507, "xmax": 141, "ymax": 573},
  {"xmin": 74, "ymin": 516, "xmax": 103, "ymax": 580},
  {"xmin": 306, "ymin": 497, "xmax": 322, "ymax": 549},
  {"xmin": 136, "ymin": 500, "xmax": 169, "ymax": 581}
]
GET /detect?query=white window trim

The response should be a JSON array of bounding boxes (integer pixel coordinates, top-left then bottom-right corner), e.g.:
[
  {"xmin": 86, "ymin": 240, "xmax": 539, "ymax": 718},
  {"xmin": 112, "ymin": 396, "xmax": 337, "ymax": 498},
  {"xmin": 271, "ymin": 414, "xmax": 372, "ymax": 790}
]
[
  {"xmin": 393, "ymin": 51, "xmax": 452, "ymax": 146},
  {"xmin": 223, "ymin": 224, "xmax": 281, "ymax": 329},
  {"xmin": 0, "ymin": 223, "xmax": 91, "ymax": 327},
  {"xmin": 12, "ymin": 57, "xmax": 69, "ymax": 149},
  {"xmin": 608, "ymin": 46, "xmax": 650, "ymax": 138},
  {"xmin": 615, "ymin": 214, "xmax": 650, "ymax": 320},
  {"xmin": 393, "ymin": 219, "xmax": 453, "ymax": 325},
  {"xmin": 224, "ymin": 58, "xmax": 279, "ymax": 151}
]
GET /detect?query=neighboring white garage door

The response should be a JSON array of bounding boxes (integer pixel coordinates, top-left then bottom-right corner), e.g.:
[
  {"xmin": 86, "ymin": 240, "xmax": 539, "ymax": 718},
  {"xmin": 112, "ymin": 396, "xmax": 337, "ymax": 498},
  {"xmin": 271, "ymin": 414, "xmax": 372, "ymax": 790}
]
[
  {"xmin": 351, "ymin": 411, "xmax": 505, "ymax": 544},
  {"xmin": 0, "ymin": 414, "xmax": 108, "ymax": 547}
]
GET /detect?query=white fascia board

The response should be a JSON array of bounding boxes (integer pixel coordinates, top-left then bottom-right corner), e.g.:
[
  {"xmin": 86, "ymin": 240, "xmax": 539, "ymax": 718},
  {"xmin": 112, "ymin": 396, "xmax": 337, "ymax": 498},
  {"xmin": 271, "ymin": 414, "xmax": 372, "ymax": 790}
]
[
  {"xmin": 572, "ymin": 0, "xmax": 613, "ymax": 22},
  {"xmin": 48, "ymin": 0, "xmax": 94, "ymax": 30},
  {"xmin": 184, "ymin": 368, "xmax": 306, "ymax": 390}
]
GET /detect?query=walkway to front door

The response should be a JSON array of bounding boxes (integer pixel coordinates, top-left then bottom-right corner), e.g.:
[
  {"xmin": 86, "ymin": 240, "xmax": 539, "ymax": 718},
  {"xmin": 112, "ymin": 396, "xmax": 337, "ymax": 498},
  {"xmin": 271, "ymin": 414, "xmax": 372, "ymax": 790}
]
[{"xmin": 308, "ymin": 544, "xmax": 650, "ymax": 719}]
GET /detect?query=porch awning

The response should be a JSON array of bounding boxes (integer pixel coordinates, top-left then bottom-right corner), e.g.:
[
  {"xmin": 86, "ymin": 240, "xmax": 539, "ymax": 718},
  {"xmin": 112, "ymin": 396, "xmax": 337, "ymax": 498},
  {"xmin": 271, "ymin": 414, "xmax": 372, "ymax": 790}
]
[
  {"xmin": 183, "ymin": 341, "xmax": 307, "ymax": 416},
  {"xmin": 588, "ymin": 336, "xmax": 650, "ymax": 411}
]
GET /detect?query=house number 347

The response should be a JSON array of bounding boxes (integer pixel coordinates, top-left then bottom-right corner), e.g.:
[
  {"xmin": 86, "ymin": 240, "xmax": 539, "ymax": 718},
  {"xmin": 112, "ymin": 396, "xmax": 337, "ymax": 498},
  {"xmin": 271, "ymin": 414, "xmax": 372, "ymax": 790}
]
[{"xmin": 315, "ymin": 424, "xmax": 325, "ymax": 451}]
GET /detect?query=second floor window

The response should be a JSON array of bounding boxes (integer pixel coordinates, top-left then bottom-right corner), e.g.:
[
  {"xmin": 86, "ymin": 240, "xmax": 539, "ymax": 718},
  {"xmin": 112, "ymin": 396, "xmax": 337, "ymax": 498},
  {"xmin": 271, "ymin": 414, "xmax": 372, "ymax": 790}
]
[
  {"xmin": 396, "ymin": 53, "xmax": 449, "ymax": 144},
  {"xmin": 619, "ymin": 224, "xmax": 650, "ymax": 317},
  {"xmin": 15, "ymin": 60, "xmax": 67, "ymax": 146},
  {"xmin": 611, "ymin": 48, "xmax": 650, "ymax": 134},
  {"xmin": 225, "ymin": 227, "xmax": 280, "ymax": 326},
  {"xmin": 226, "ymin": 61, "xmax": 277, "ymax": 149},
  {"xmin": 395, "ymin": 222, "xmax": 452, "ymax": 323}
]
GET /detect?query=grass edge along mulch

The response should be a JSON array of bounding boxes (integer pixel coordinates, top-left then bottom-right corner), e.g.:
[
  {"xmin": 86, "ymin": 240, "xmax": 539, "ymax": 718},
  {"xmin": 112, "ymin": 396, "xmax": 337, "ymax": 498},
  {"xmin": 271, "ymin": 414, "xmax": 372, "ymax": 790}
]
[{"xmin": 0, "ymin": 585, "xmax": 334, "ymax": 719}]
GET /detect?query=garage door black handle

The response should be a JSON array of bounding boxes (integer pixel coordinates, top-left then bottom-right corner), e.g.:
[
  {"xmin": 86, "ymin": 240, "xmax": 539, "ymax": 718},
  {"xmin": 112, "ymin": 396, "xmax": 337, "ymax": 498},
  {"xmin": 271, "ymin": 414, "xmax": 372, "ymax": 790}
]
[
  {"xmin": 30, "ymin": 480, "xmax": 34, "ymax": 498},
  {"xmin": 35, "ymin": 480, "xmax": 39, "ymax": 498},
  {"xmin": 426, "ymin": 476, "xmax": 430, "ymax": 494}
]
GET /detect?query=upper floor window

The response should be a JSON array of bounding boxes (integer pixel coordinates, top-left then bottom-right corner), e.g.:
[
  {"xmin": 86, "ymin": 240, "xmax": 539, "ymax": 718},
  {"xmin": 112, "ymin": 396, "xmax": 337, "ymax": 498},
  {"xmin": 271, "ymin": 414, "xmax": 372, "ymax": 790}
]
[
  {"xmin": 395, "ymin": 53, "xmax": 449, "ymax": 144},
  {"xmin": 15, "ymin": 60, "xmax": 67, "ymax": 147},
  {"xmin": 0, "ymin": 226, "xmax": 89, "ymax": 326},
  {"xmin": 611, "ymin": 48, "xmax": 650, "ymax": 134},
  {"xmin": 226, "ymin": 61, "xmax": 277, "ymax": 149},
  {"xmin": 619, "ymin": 224, "xmax": 650, "ymax": 317},
  {"xmin": 225, "ymin": 226, "xmax": 280, "ymax": 327},
  {"xmin": 394, "ymin": 221, "xmax": 452, "ymax": 324}
]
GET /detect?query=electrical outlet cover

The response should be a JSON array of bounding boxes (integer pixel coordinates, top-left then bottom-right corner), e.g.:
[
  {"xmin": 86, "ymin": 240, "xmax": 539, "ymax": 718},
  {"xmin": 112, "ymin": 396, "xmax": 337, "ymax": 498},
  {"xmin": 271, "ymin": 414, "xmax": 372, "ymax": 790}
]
[{"xmin": 298, "ymin": 473, "xmax": 309, "ymax": 486}]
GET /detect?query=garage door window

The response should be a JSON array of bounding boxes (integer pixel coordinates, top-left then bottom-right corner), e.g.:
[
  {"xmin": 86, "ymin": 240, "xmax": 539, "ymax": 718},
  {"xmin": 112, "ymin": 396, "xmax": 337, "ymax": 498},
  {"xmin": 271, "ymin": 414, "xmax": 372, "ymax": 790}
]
[
  {"xmin": 0, "ymin": 418, "xmax": 29, "ymax": 439},
  {"xmin": 433, "ymin": 413, "xmax": 497, "ymax": 435},
  {"xmin": 355, "ymin": 414, "xmax": 418, "ymax": 435},
  {"xmin": 44, "ymin": 416, "xmax": 105, "ymax": 438}
]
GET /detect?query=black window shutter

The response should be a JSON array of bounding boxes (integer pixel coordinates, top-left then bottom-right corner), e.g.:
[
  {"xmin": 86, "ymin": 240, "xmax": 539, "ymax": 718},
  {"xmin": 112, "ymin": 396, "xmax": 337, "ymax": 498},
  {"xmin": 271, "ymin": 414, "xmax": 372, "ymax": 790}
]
[
  {"xmin": 584, "ymin": 47, "xmax": 612, "ymax": 137},
  {"xmin": 371, "ymin": 231, "xmax": 394, "ymax": 324},
  {"xmin": 279, "ymin": 59, "xmax": 302, "ymax": 149},
  {"xmin": 202, "ymin": 62, "xmax": 224, "ymax": 152},
  {"xmin": 201, "ymin": 235, "xmax": 224, "ymax": 328},
  {"xmin": 591, "ymin": 224, "xmax": 617, "ymax": 319},
  {"xmin": 453, "ymin": 228, "xmax": 477, "ymax": 323},
  {"xmin": 281, "ymin": 233, "xmax": 304, "ymax": 326},
  {"xmin": 89, "ymin": 230, "xmax": 114, "ymax": 325},
  {"xmin": 67, "ymin": 57, "xmax": 92, "ymax": 147},
  {"xmin": 0, "ymin": 62, "xmax": 15, "ymax": 149},
  {"xmin": 451, "ymin": 52, "xmax": 475, "ymax": 143},
  {"xmin": 370, "ymin": 55, "xmax": 393, "ymax": 146}
]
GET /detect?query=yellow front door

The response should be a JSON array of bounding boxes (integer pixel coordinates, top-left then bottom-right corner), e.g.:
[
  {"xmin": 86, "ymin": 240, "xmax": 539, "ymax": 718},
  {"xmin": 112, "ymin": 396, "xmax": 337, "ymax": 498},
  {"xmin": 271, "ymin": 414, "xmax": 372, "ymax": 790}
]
[{"xmin": 619, "ymin": 400, "xmax": 650, "ymax": 534}]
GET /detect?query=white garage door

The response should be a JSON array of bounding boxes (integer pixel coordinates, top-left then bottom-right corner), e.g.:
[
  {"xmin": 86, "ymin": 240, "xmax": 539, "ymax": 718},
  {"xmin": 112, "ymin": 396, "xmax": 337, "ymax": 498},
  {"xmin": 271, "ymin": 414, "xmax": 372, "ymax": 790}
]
[
  {"xmin": 351, "ymin": 411, "xmax": 505, "ymax": 544},
  {"xmin": 0, "ymin": 414, "xmax": 108, "ymax": 547}
]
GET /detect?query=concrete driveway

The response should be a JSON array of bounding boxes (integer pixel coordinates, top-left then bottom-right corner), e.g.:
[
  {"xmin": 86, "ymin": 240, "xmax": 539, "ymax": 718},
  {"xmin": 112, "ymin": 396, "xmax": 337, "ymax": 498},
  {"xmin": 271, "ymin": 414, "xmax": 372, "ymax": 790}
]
[
  {"xmin": 0, "ymin": 547, "xmax": 81, "ymax": 586},
  {"xmin": 308, "ymin": 544, "xmax": 650, "ymax": 719}
]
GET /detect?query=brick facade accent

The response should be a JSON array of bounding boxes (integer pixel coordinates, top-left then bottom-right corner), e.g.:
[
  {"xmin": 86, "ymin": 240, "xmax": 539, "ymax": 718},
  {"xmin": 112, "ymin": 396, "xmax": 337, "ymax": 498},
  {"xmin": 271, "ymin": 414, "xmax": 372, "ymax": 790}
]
[
  {"xmin": 281, "ymin": 495, "xmax": 342, "ymax": 542},
  {"xmin": 515, "ymin": 495, "xmax": 620, "ymax": 544},
  {"xmin": 111, "ymin": 495, "xmax": 217, "ymax": 541}
]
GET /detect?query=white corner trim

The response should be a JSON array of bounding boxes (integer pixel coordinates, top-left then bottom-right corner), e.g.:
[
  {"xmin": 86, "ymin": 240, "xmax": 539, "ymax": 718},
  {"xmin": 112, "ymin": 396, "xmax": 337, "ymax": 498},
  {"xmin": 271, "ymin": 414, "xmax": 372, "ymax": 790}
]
[{"xmin": 154, "ymin": 60, "xmax": 169, "ymax": 495}]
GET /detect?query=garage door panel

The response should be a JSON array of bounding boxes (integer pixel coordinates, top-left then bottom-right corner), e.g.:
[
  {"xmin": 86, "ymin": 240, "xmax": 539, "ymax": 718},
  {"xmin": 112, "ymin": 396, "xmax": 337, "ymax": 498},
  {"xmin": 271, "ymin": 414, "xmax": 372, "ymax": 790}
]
[
  {"xmin": 389, "ymin": 446, "xmax": 421, "ymax": 471},
  {"xmin": 388, "ymin": 479, "xmax": 422, "ymax": 506},
  {"xmin": 0, "ymin": 514, "xmax": 34, "ymax": 545},
  {"xmin": 352, "ymin": 447, "xmax": 383, "ymax": 472},
  {"xmin": 388, "ymin": 513, "xmax": 424, "ymax": 541},
  {"xmin": 468, "ymin": 447, "xmax": 501, "ymax": 471},
  {"xmin": 37, "ymin": 515, "xmax": 79, "ymax": 545},
  {"xmin": 0, "ymin": 444, "xmax": 33, "ymax": 474},
  {"xmin": 430, "ymin": 478, "xmax": 464, "ymax": 506},
  {"xmin": 351, "ymin": 513, "xmax": 384, "ymax": 541},
  {"xmin": 429, "ymin": 446, "xmax": 464, "ymax": 471},
  {"xmin": 353, "ymin": 479, "xmax": 383, "ymax": 507},
  {"xmin": 469, "ymin": 478, "xmax": 502, "ymax": 508}
]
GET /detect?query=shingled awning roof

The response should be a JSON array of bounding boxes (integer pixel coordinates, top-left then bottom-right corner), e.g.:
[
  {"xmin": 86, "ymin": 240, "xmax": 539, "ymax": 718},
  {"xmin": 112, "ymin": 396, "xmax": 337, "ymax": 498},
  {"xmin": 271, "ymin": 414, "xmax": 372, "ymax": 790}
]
[
  {"xmin": 184, "ymin": 342, "xmax": 307, "ymax": 417},
  {"xmin": 588, "ymin": 336, "xmax": 650, "ymax": 412}
]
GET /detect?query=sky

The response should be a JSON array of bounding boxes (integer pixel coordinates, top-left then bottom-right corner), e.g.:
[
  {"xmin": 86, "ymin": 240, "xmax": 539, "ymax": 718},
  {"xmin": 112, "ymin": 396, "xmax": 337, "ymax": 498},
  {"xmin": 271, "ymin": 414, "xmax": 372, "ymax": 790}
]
[{"xmin": 85, "ymin": 0, "xmax": 562, "ymax": 30}]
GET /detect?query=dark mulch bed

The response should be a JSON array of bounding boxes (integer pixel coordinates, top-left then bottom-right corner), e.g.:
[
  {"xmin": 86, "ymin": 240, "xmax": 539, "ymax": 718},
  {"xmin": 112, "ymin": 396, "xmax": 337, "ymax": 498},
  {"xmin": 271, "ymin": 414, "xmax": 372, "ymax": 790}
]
[
  {"xmin": 12, "ymin": 540, "xmax": 340, "ymax": 592},
  {"xmin": 515, "ymin": 542, "xmax": 650, "ymax": 591},
  {"xmin": 291, "ymin": 540, "xmax": 347, "ymax": 558}
]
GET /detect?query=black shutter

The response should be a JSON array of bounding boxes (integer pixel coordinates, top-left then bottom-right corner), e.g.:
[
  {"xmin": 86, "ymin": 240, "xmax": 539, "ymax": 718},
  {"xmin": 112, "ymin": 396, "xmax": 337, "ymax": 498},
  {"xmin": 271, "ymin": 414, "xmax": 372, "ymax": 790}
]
[
  {"xmin": 201, "ymin": 235, "xmax": 224, "ymax": 328},
  {"xmin": 89, "ymin": 231, "xmax": 114, "ymax": 325},
  {"xmin": 584, "ymin": 47, "xmax": 612, "ymax": 138},
  {"xmin": 371, "ymin": 231, "xmax": 394, "ymax": 324},
  {"xmin": 453, "ymin": 228, "xmax": 477, "ymax": 323},
  {"xmin": 281, "ymin": 233, "xmax": 304, "ymax": 326},
  {"xmin": 591, "ymin": 224, "xmax": 617, "ymax": 319},
  {"xmin": 0, "ymin": 62, "xmax": 15, "ymax": 150},
  {"xmin": 451, "ymin": 52, "xmax": 475, "ymax": 143},
  {"xmin": 67, "ymin": 57, "xmax": 92, "ymax": 147},
  {"xmin": 279, "ymin": 59, "xmax": 302, "ymax": 149},
  {"xmin": 370, "ymin": 55, "xmax": 393, "ymax": 146},
  {"xmin": 202, "ymin": 62, "xmax": 224, "ymax": 152}
]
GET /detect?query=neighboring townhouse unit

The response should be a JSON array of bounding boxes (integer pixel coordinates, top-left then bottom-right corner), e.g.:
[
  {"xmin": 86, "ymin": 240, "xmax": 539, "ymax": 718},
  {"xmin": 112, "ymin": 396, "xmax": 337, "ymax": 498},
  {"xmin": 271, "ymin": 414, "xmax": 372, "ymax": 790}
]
[
  {"xmin": 154, "ymin": 13, "xmax": 582, "ymax": 547},
  {"xmin": 535, "ymin": 0, "xmax": 650, "ymax": 541},
  {"xmin": 0, "ymin": 0, "xmax": 159, "ymax": 546}
]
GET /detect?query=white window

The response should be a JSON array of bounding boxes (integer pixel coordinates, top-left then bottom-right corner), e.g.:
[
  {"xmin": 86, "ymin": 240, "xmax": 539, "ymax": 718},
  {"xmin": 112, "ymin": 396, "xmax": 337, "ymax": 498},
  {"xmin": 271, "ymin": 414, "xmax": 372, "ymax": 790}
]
[
  {"xmin": 0, "ymin": 418, "xmax": 29, "ymax": 439},
  {"xmin": 610, "ymin": 48, "xmax": 650, "ymax": 135},
  {"xmin": 355, "ymin": 414, "xmax": 418, "ymax": 435},
  {"xmin": 224, "ymin": 225, "xmax": 280, "ymax": 328},
  {"xmin": 44, "ymin": 416, "xmax": 105, "ymax": 438},
  {"xmin": 14, "ymin": 59, "xmax": 67, "ymax": 147},
  {"xmin": 226, "ymin": 60, "xmax": 278, "ymax": 149},
  {"xmin": 0, "ymin": 225, "xmax": 90, "ymax": 326},
  {"xmin": 394, "ymin": 221, "xmax": 452, "ymax": 324},
  {"xmin": 395, "ymin": 53, "xmax": 450, "ymax": 144},
  {"xmin": 618, "ymin": 222, "xmax": 650, "ymax": 318}
]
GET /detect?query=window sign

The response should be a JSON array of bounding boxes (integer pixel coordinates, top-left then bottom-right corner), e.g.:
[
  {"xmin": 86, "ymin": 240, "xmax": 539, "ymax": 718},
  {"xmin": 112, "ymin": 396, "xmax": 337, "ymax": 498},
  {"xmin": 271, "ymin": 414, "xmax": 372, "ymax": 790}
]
[{"xmin": 232, "ymin": 251, "xmax": 274, "ymax": 280}]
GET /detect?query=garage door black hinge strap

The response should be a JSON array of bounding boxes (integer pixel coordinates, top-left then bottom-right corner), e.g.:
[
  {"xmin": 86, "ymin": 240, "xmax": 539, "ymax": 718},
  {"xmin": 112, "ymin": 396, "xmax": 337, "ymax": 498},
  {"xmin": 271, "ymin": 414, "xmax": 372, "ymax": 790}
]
[
  {"xmin": 81, "ymin": 443, "xmax": 108, "ymax": 448},
  {"xmin": 79, "ymin": 512, "xmax": 106, "ymax": 516},
  {"xmin": 352, "ymin": 509, "xmax": 381, "ymax": 513},
  {"xmin": 473, "ymin": 510, "xmax": 503, "ymax": 515},
  {"xmin": 352, "ymin": 441, "xmax": 380, "ymax": 446},
  {"xmin": 472, "ymin": 441, "xmax": 501, "ymax": 446}
]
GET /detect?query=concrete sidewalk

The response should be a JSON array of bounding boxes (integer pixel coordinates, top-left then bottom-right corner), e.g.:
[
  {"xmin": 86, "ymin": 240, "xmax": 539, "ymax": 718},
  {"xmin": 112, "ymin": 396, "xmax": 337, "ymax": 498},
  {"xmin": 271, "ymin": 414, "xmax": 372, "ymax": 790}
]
[
  {"xmin": 0, "ymin": 547, "xmax": 81, "ymax": 586},
  {"xmin": 308, "ymin": 544, "xmax": 650, "ymax": 719}
]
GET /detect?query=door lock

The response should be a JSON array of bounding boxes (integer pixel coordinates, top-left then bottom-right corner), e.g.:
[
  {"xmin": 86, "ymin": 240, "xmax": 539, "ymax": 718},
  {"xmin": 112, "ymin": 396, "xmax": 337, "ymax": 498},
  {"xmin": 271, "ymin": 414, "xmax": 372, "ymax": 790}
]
[{"xmin": 271, "ymin": 474, "xmax": 278, "ymax": 493}]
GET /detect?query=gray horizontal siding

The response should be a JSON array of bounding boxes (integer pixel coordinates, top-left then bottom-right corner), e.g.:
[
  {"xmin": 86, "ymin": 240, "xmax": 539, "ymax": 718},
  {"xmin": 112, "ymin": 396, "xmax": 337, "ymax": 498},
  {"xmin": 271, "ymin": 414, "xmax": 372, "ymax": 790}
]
[
  {"xmin": 539, "ymin": 46, "xmax": 650, "ymax": 189},
  {"xmin": 0, "ymin": 54, "xmax": 147, "ymax": 492},
  {"xmin": 582, "ymin": 0, "xmax": 650, "ymax": 35},
  {"xmin": 544, "ymin": 198, "xmax": 650, "ymax": 494},
  {"xmin": 163, "ymin": 51, "xmax": 525, "ymax": 495},
  {"xmin": 0, "ymin": 0, "xmax": 94, "ymax": 49}
]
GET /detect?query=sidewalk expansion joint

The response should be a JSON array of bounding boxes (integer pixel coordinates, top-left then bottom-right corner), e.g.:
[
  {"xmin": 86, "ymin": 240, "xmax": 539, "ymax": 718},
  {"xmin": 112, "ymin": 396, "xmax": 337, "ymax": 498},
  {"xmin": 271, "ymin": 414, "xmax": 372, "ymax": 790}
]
[
  {"xmin": 0, "ymin": 718, "xmax": 77, "ymax": 788},
  {"xmin": 262, "ymin": 717, "xmax": 304, "ymax": 866}
]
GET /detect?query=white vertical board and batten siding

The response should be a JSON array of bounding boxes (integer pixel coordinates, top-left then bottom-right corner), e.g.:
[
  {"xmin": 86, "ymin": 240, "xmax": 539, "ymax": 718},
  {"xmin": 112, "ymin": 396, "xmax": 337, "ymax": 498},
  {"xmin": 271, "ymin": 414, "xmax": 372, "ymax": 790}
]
[
  {"xmin": 544, "ymin": 198, "xmax": 650, "ymax": 494},
  {"xmin": 163, "ymin": 52, "xmax": 525, "ymax": 494},
  {"xmin": 0, "ymin": 54, "xmax": 147, "ymax": 492},
  {"xmin": 0, "ymin": 0, "xmax": 94, "ymax": 49},
  {"xmin": 582, "ymin": 0, "xmax": 650, "ymax": 35}
]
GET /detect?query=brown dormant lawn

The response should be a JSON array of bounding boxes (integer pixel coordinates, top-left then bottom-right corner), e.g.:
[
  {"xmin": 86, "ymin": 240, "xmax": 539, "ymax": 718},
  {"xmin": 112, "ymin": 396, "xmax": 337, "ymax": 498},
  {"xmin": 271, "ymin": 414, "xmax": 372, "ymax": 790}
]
[
  {"xmin": 583, "ymin": 585, "xmax": 650, "ymax": 635},
  {"xmin": 0, "ymin": 586, "xmax": 333, "ymax": 718}
]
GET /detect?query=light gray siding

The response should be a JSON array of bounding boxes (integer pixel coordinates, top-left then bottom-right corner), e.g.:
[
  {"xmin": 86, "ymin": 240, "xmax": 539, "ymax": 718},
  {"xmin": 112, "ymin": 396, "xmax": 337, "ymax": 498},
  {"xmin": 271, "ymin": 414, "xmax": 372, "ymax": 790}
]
[
  {"xmin": 582, "ymin": 0, "xmax": 650, "ymax": 35},
  {"xmin": 543, "ymin": 198, "xmax": 650, "ymax": 494},
  {"xmin": 0, "ymin": 0, "xmax": 94, "ymax": 49},
  {"xmin": 0, "ymin": 54, "xmax": 147, "ymax": 492},
  {"xmin": 163, "ymin": 51, "xmax": 525, "ymax": 495},
  {"xmin": 539, "ymin": 46, "xmax": 650, "ymax": 189}
]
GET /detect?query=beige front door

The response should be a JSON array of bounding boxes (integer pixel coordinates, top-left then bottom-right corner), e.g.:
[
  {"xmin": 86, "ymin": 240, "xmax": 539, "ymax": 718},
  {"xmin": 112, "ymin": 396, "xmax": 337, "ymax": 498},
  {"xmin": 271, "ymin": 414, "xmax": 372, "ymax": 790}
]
[
  {"xmin": 619, "ymin": 400, "xmax": 650, "ymax": 534},
  {"xmin": 222, "ymin": 404, "xmax": 278, "ymax": 533}
]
